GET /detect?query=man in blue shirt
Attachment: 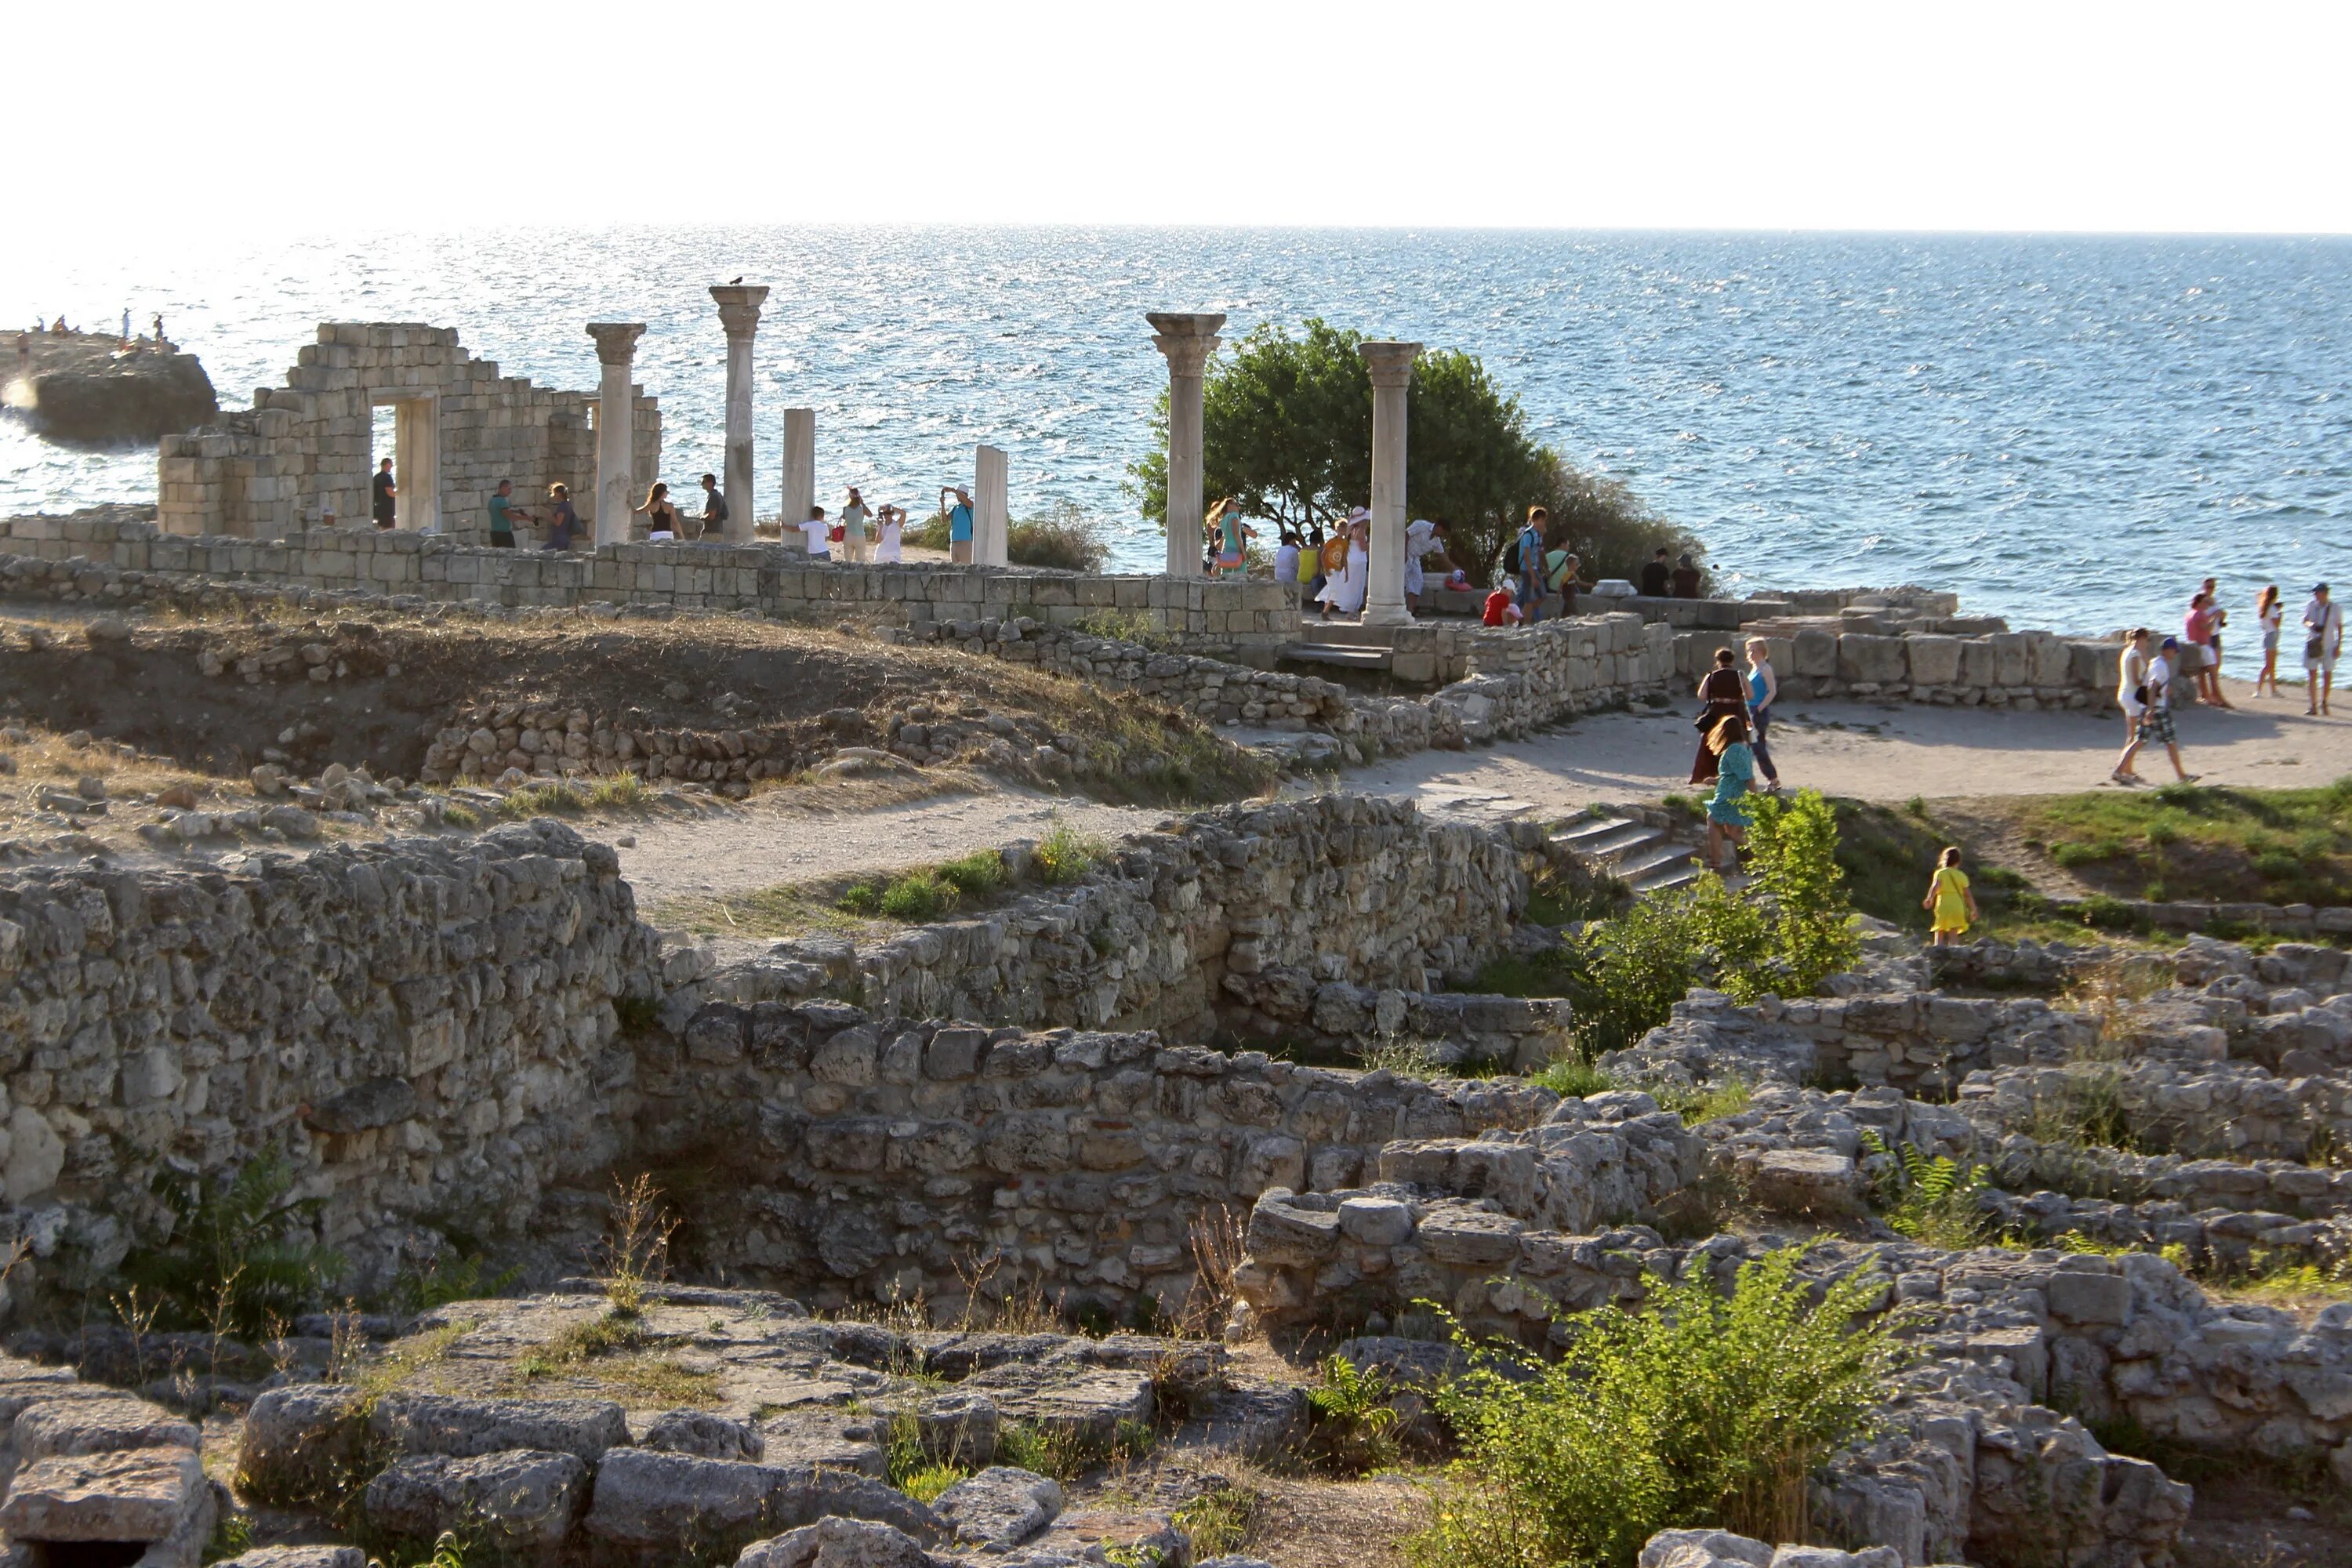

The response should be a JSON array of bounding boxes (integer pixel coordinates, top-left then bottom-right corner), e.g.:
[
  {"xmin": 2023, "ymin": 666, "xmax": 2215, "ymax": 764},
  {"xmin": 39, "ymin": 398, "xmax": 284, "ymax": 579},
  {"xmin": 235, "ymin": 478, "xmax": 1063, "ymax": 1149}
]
[{"xmin": 940, "ymin": 485, "xmax": 975, "ymax": 565}]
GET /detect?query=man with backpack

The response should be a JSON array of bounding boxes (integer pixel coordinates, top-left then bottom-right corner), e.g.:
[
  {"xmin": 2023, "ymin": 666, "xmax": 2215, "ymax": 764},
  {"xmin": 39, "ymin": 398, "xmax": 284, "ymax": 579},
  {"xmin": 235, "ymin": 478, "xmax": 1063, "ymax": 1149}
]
[{"xmin": 1512, "ymin": 507, "xmax": 1550, "ymax": 624}]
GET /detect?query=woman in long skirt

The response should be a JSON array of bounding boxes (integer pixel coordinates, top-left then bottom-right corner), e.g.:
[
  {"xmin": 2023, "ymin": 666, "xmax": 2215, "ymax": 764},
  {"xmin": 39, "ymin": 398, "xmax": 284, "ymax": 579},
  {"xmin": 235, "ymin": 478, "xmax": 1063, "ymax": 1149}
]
[{"xmin": 1317, "ymin": 514, "xmax": 1370, "ymax": 619}]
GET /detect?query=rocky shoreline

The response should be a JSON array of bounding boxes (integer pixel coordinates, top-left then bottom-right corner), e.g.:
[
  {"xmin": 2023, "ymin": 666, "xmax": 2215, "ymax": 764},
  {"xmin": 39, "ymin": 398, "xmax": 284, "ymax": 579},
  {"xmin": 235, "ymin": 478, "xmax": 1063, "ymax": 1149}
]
[{"xmin": 3, "ymin": 328, "xmax": 215, "ymax": 443}]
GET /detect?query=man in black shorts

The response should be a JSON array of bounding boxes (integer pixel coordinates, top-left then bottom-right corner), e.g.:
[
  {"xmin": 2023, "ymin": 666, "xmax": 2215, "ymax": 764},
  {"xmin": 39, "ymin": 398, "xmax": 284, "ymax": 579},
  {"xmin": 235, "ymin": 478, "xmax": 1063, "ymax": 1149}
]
[{"xmin": 372, "ymin": 458, "xmax": 397, "ymax": 530}]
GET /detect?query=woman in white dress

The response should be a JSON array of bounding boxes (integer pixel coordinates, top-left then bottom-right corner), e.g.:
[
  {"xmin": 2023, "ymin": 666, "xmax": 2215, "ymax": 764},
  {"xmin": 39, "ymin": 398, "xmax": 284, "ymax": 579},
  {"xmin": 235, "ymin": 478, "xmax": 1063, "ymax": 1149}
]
[
  {"xmin": 1317, "ymin": 514, "xmax": 1371, "ymax": 619},
  {"xmin": 874, "ymin": 505, "xmax": 905, "ymax": 564}
]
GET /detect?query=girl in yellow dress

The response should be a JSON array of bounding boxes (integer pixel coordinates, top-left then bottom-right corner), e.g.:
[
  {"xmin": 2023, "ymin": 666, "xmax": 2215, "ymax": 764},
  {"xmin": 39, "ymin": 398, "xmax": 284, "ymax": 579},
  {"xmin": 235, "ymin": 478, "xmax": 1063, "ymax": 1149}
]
[{"xmin": 1922, "ymin": 847, "xmax": 1979, "ymax": 946}]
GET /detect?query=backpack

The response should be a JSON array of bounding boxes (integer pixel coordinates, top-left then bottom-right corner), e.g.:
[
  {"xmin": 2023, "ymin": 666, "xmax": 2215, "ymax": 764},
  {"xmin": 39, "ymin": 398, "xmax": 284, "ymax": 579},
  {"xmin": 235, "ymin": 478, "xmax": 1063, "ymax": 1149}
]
[{"xmin": 1502, "ymin": 537, "xmax": 1522, "ymax": 575}]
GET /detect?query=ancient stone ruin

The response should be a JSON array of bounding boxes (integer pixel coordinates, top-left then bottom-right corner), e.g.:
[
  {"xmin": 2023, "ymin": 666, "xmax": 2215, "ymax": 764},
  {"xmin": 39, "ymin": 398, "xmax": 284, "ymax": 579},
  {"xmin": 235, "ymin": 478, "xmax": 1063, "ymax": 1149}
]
[{"xmin": 158, "ymin": 325, "xmax": 661, "ymax": 543}]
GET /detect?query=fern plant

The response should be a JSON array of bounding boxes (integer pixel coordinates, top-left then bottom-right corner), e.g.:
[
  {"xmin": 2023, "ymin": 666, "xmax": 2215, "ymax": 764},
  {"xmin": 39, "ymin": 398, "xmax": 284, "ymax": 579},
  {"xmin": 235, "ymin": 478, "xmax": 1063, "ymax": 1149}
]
[
  {"xmin": 1860, "ymin": 1130, "xmax": 1989, "ymax": 1250},
  {"xmin": 123, "ymin": 1151, "xmax": 341, "ymax": 1338},
  {"xmin": 1305, "ymin": 1352, "xmax": 1403, "ymax": 1472}
]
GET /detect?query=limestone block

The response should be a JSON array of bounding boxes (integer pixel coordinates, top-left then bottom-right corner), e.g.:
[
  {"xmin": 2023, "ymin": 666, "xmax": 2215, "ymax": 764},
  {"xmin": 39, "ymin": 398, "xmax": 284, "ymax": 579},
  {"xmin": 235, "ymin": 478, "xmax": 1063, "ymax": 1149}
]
[
  {"xmin": 370, "ymin": 1393, "xmax": 630, "ymax": 1464},
  {"xmin": 934, "ymin": 1466, "xmax": 1063, "ymax": 1551},
  {"xmin": 1836, "ymin": 634, "xmax": 1906, "ymax": 686},
  {"xmin": 0, "ymin": 1445, "xmax": 211, "ymax": 1551},
  {"xmin": 1906, "ymin": 635, "xmax": 1962, "ymax": 687},
  {"xmin": 364, "ymin": 1450, "xmax": 588, "ymax": 1553}
]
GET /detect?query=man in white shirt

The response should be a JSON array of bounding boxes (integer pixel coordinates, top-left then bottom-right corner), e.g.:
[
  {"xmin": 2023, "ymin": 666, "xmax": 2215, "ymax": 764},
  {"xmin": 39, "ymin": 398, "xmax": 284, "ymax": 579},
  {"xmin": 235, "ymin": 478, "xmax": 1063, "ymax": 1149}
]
[
  {"xmin": 799, "ymin": 505, "xmax": 830, "ymax": 561},
  {"xmin": 2115, "ymin": 635, "xmax": 2196, "ymax": 784},
  {"xmin": 2111, "ymin": 627, "xmax": 2151, "ymax": 782},
  {"xmin": 2305, "ymin": 583, "xmax": 2340, "ymax": 717}
]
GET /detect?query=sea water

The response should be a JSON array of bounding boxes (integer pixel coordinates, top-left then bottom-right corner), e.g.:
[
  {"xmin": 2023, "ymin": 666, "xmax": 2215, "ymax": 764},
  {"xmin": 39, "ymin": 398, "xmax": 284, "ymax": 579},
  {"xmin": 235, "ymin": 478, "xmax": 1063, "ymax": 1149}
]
[{"xmin": 2, "ymin": 227, "xmax": 2343, "ymax": 638}]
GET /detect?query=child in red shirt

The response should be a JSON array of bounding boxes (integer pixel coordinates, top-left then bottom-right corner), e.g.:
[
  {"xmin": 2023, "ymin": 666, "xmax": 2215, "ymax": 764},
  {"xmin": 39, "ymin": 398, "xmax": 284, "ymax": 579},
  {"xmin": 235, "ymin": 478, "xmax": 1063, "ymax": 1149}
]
[{"xmin": 1482, "ymin": 584, "xmax": 1523, "ymax": 626}]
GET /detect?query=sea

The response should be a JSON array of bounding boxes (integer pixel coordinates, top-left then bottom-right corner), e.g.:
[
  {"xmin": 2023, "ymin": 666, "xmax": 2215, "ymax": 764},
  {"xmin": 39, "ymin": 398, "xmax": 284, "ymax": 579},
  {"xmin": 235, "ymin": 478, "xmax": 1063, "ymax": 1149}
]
[{"xmin": 2, "ymin": 227, "xmax": 2344, "ymax": 639}]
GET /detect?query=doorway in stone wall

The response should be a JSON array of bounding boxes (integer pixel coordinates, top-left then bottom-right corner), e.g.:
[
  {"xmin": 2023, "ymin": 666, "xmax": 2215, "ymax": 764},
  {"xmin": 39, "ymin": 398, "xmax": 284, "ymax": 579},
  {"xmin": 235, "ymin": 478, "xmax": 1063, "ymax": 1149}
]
[{"xmin": 366, "ymin": 390, "xmax": 440, "ymax": 532}]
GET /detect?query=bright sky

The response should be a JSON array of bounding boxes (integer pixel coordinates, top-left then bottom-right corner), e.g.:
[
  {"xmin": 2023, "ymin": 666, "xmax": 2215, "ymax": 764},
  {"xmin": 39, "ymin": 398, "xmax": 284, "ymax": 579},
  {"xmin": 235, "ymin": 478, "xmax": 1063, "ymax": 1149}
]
[{"xmin": 20, "ymin": 0, "xmax": 2352, "ymax": 236}]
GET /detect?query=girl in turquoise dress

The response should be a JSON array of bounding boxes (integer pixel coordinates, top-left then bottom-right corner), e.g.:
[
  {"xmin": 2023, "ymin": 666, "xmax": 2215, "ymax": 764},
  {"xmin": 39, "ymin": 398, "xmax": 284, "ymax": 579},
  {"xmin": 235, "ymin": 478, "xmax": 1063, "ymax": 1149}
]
[{"xmin": 1704, "ymin": 712, "xmax": 1755, "ymax": 873}]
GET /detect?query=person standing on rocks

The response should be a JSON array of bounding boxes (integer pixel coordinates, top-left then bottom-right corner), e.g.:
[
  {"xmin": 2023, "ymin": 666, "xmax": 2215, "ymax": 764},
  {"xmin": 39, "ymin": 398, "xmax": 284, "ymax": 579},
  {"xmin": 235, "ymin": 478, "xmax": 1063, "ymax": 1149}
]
[
  {"xmin": 1922, "ymin": 847, "xmax": 1978, "ymax": 946},
  {"xmin": 2111, "ymin": 627, "xmax": 2152, "ymax": 784},
  {"xmin": 1691, "ymin": 647, "xmax": 1749, "ymax": 785},
  {"xmin": 372, "ymin": 457, "xmax": 397, "ymax": 531},
  {"xmin": 2307, "ymin": 583, "xmax": 2342, "ymax": 717}
]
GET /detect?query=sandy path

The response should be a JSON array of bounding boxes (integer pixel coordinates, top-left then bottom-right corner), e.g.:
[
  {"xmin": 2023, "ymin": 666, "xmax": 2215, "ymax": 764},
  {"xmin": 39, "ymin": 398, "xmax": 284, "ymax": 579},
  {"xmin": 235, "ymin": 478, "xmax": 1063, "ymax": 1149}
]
[
  {"xmin": 608, "ymin": 783, "xmax": 1167, "ymax": 908},
  {"xmin": 1338, "ymin": 677, "xmax": 2352, "ymax": 825},
  {"xmin": 603, "ymin": 677, "xmax": 2352, "ymax": 903}
]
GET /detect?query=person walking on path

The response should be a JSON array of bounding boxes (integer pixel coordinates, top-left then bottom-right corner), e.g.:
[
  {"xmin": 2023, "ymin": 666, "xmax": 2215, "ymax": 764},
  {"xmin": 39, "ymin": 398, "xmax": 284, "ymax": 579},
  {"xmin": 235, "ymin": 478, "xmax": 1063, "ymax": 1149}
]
[
  {"xmin": 2115, "ymin": 636, "xmax": 2198, "ymax": 783},
  {"xmin": 1744, "ymin": 637, "xmax": 1783, "ymax": 791},
  {"xmin": 941, "ymin": 487, "xmax": 975, "ymax": 565},
  {"xmin": 371, "ymin": 457, "xmax": 397, "ymax": 530},
  {"xmin": 2183, "ymin": 589, "xmax": 2231, "ymax": 708},
  {"xmin": 1316, "ymin": 514, "xmax": 1370, "ymax": 619},
  {"xmin": 1670, "ymin": 553, "xmax": 1702, "ymax": 599},
  {"xmin": 695, "ymin": 472, "xmax": 728, "ymax": 543},
  {"xmin": 1639, "ymin": 546, "xmax": 1671, "ymax": 599},
  {"xmin": 543, "ymin": 485, "xmax": 580, "ymax": 551},
  {"xmin": 486, "ymin": 478, "xmax": 534, "ymax": 548},
  {"xmin": 1703, "ymin": 712, "xmax": 1755, "ymax": 874},
  {"xmin": 1690, "ymin": 648, "xmax": 1750, "ymax": 785},
  {"xmin": 1922, "ymin": 847, "xmax": 1978, "ymax": 947},
  {"xmin": 2255, "ymin": 585, "xmax": 2285, "ymax": 698},
  {"xmin": 2111, "ymin": 628, "xmax": 2152, "ymax": 783},
  {"xmin": 839, "ymin": 488, "xmax": 872, "ymax": 564},
  {"xmin": 2307, "ymin": 583, "xmax": 2343, "ymax": 716},
  {"xmin": 1514, "ymin": 507, "xmax": 1550, "ymax": 625}
]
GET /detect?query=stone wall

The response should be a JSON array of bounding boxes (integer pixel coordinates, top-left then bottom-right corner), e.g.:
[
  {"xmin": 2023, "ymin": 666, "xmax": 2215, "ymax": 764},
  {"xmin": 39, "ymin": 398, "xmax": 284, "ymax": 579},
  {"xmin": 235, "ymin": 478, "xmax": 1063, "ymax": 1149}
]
[
  {"xmin": 0, "ymin": 821, "xmax": 660, "ymax": 1312},
  {"xmin": 1672, "ymin": 622, "xmax": 2116, "ymax": 709},
  {"xmin": 157, "ymin": 325, "xmax": 661, "ymax": 543},
  {"xmin": 0, "ymin": 512, "xmax": 1297, "ymax": 660},
  {"xmin": 633, "ymin": 1014, "xmax": 1557, "ymax": 1317},
  {"xmin": 691, "ymin": 795, "xmax": 1530, "ymax": 1045}
]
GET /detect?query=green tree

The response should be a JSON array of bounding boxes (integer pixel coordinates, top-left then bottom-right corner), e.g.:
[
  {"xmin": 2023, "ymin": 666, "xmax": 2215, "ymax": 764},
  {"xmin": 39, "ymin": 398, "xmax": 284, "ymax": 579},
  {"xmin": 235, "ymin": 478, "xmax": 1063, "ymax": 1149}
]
[
  {"xmin": 1718, "ymin": 789, "xmax": 1863, "ymax": 1004},
  {"xmin": 1129, "ymin": 319, "xmax": 1701, "ymax": 586}
]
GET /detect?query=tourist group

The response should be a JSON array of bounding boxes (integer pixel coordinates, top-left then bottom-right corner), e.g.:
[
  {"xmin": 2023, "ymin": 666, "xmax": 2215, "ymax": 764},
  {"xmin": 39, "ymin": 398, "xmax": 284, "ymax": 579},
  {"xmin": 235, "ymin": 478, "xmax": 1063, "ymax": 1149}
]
[{"xmin": 2110, "ymin": 579, "xmax": 2342, "ymax": 786}]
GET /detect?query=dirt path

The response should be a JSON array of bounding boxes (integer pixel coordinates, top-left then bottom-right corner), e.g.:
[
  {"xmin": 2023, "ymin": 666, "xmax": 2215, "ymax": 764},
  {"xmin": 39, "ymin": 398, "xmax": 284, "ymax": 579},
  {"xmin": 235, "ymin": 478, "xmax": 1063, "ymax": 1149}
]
[
  {"xmin": 1337, "ymin": 677, "xmax": 2352, "ymax": 825},
  {"xmin": 605, "ymin": 677, "xmax": 2352, "ymax": 903},
  {"xmin": 606, "ymin": 781, "xmax": 1167, "ymax": 908}
]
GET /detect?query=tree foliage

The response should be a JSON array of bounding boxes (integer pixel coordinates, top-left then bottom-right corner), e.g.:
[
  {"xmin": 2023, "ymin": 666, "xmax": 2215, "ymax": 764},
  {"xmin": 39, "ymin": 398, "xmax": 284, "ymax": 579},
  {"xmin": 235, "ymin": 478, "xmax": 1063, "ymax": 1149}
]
[{"xmin": 1129, "ymin": 318, "xmax": 1706, "ymax": 585}]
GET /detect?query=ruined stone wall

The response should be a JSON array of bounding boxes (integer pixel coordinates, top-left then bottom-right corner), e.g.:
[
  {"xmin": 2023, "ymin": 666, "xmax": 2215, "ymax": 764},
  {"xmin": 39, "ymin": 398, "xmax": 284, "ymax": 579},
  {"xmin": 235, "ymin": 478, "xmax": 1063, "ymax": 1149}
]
[
  {"xmin": 1673, "ymin": 623, "xmax": 2116, "ymax": 709},
  {"xmin": 697, "ymin": 796, "xmax": 1529, "ymax": 1044},
  {"xmin": 0, "ymin": 821, "xmax": 661, "ymax": 1311},
  {"xmin": 633, "ymin": 1010, "xmax": 1557, "ymax": 1317},
  {"xmin": 0, "ymin": 514, "xmax": 1295, "ymax": 659},
  {"xmin": 155, "ymin": 325, "xmax": 661, "ymax": 543}
]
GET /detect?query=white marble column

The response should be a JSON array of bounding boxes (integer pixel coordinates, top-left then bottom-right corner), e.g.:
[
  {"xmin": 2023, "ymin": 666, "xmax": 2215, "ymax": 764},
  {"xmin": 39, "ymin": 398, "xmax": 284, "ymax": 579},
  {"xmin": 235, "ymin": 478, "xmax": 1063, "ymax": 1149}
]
[
  {"xmin": 1147, "ymin": 311, "xmax": 1225, "ymax": 578},
  {"xmin": 391, "ymin": 394, "xmax": 440, "ymax": 534},
  {"xmin": 710, "ymin": 285, "xmax": 768, "ymax": 546},
  {"xmin": 779, "ymin": 408, "xmax": 815, "ymax": 542},
  {"xmin": 975, "ymin": 445, "xmax": 1009, "ymax": 567},
  {"xmin": 1359, "ymin": 340, "xmax": 1421, "ymax": 628},
  {"xmin": 587, "ymin": 322, "xmax": 646, "ymax": 546}
]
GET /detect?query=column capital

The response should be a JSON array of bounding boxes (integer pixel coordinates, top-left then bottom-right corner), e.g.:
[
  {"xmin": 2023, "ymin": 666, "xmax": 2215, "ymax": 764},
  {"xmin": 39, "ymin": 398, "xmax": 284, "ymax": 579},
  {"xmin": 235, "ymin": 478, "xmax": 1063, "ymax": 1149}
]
[
  {"xmin": 709, "ymin": 285, "xmax": 770, "ymax": 339},
  {"xmin": 1360, "ymin": 340, "xmax": 1422, "ymax": 389},
  {"xmin": 1147, "ymin": 310, "xmax": 1227, "ymax": 377},
  {"xmin": 587, "ymin": 322, "xmax": 647, "ymax": 364}
]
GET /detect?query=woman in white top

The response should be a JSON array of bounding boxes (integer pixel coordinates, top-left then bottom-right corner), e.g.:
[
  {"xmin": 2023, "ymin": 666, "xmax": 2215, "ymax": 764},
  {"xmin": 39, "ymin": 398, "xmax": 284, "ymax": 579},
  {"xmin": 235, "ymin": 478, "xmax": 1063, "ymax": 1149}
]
[
  {"xmin": 1272, "ymin": 532, "xmax": 1301, "ymax": 593},
  {"xmin": 1316, "ymin": 516, "xmax": 1370, "ymax": 619},
  {"xmin": 2255, "ymin": 584, "xmax": 2283, "ymax": 698},
  {"xmin": 2111, "ymin": 627, "xmax": 2151, "ymax": 784},
  {"xmin": 874, "ymin": 505, "xmax": 904, "ymax": 564}
]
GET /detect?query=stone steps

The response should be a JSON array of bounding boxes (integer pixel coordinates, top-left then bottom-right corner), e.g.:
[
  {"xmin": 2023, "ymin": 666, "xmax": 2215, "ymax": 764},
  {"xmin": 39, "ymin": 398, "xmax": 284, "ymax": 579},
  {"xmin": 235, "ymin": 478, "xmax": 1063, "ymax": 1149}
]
[
  {"xmin": 1279, "ymin": 641, "xmax": 1392, "ymax": 672},
  {"xmin": 1548, "ymin": 811, "xmax": 1708, "ymax": 897}
]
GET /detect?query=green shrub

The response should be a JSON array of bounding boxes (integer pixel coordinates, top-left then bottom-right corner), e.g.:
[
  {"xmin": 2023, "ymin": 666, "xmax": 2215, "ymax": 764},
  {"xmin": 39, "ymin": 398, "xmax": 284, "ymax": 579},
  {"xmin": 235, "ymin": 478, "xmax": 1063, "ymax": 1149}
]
[
  {"xmin": 878, "ymin": 871, "xmax": 952, "ymax": 921},
  {"xmin": 1569, "ymin": 873, "xmax": 1758, "ymax": 1054},
  {"xmin": 1533, "ymin": 1059, "xmax": 1620, "ymax": 1099},
  {"xmin": 385, "ymin": 1250, "xmax": 522, "ymax": 1316},
  {"xmin": 123, "ymin": 1152, "xmax": 341, "ymax": 1338},
  {"xmin": 1410, "ymin": 1248, "xmax": 1898, "ymax": 1568},
  {"xmin": 937, "ymin": 850, "xmax": 1006, "ymax": 898},
  {"xmin": 2077, "ymin": 894, "xmax": 2143, "ymax": 932},
  {"xmin": 1304, "ymin": 1353, "xmax": 1403, "ymax": 1472},
  {"xmin": 1035, "ymin": 822, "xmax": 1109, "ymax": 884},
  {"xmin": 1722, "ymin": 789, "xmax": 1863, "ymax": 1004},
  {"xmin": 1007, "ymin": 499, "xmax": 1110, "ymax": 573}
]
